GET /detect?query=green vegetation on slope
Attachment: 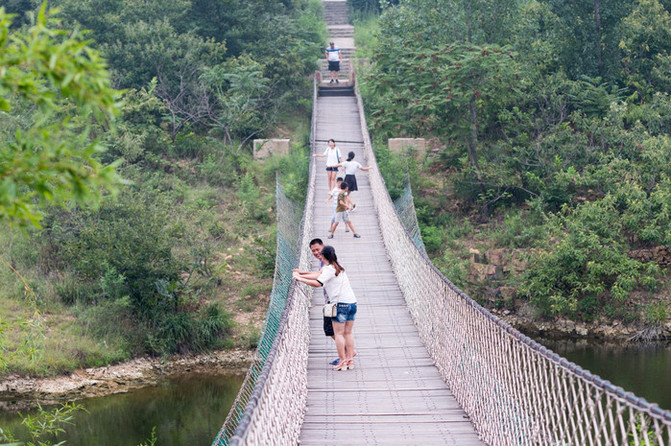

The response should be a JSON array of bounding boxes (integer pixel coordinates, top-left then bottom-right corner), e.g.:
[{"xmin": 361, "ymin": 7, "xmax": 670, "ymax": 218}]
[
  {"xmin": 357, "ymin": 0, "xmax": 671, "ymax": 327},
  {"xmin": 0, "ymin": 0, "xmax": 322, "ymax": 377}
]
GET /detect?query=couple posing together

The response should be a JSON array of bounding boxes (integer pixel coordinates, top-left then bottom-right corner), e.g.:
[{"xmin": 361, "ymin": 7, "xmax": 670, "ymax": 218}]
[{"xmin": 293, "ymin": 239, "xmax": 357, "ymax": 371}]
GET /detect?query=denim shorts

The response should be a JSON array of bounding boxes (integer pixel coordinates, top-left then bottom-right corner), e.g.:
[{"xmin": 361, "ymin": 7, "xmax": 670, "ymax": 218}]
[
  {"xmin": 326, "ymin": 166, "xmax": 339, "ymax": 172},
  {"xmin": 332, "ymin": 302, "xmax": 357, "ymax": 323}
]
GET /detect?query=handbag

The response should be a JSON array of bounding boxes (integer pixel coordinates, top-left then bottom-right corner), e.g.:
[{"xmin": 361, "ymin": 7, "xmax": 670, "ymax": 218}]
[{"xmin": 323, "ymin": 302, "xmax": 338, "ymax": 318}]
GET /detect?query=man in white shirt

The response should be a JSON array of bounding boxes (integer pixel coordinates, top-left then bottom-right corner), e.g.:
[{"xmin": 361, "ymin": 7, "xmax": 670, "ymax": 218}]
[{"xmin": 325, "ymin": 41, "xmax": 342, "ymax": 84}]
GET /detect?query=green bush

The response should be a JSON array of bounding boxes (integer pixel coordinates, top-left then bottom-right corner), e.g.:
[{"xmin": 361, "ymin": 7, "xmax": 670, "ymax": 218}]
[
  {"xmin": 236, "ymin": 171, "xmax": 273, "ymax": 223},
  {"xmin": 420, "ymin": 225, "xmax": 444, "ymax": 254},
  {"xmin": 518, "ymin": 198, "xmax": 660, "ymax": 320},
  {"xmin": 33, "ymin": 191, "xmax": 234, "ymax": 356},
  {"xmin": 491, "ymin": 203, "xmax": 548, "ymax": 249},
  {"xmin": 645, "ymin": 301, "xmax": 668, "ymax": 326},
  {"xmin": 373, "ymin": 144, "xmax": 412, "ymax": 200},
  {"xmin": 433, "ymin": 249, "xmax": 469, "ymax": 291},
  {"xmin": 40, "ymin": 195, "xmax": 182, "ymax": 312}
]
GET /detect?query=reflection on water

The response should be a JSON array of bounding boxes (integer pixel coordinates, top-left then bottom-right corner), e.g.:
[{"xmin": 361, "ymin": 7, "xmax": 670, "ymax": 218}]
[
  {"xmin": 542, "ymin": 339, "xmax": 671, "ymax": 411},
  {"xmin": 0, "ymin": 373, "xmax": 244, "ymax": 446}
]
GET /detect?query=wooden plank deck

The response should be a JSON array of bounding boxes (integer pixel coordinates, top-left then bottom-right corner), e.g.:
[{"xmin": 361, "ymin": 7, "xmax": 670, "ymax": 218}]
[{"xmin": 298, "ymin": 95, "xmax": 485, "ymax": 445}]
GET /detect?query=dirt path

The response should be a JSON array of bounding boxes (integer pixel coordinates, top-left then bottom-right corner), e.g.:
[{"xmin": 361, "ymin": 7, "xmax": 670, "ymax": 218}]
[{"xmin": 0, "ymin": 348, "xmax": 253, "ymax": 412}]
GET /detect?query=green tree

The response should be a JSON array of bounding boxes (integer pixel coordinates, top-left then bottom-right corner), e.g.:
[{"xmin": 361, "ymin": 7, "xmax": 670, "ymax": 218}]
[
  {"xmin": 377, "ymin": 0, "xmax": 519, "ymax": 46},
  {"xmin": 366, "ymin": 41, "xmax": 521, "ymax": 181},
  {"xmin": 547, "ymin": 0, "xmax": 634, "ymax": 80},
  {"xmin": 0, "ymin": 3, "xmax": 121, "ymax": 227},
  {"xmin": 200, "ymin": 57, "xmax": 271, "ymax": 150},
  {"xmin": 619, "ymin": 0, "xmax": 671, "ymax": 100},
  {"xmin": 511, "ymin": 1, "xmax": 564, "ymax": 75},
  {"xmin": 519, "ymin": 184, "xmax": 661, "ymax": 320}
]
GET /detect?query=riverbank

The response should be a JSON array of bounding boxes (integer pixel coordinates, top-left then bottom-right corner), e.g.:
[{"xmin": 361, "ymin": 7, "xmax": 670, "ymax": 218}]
[
  {"xmin": 494, "ymin": 308, "xmax": 671, "ymax": 341},
  {"xmin": 0, "ymin": 348, "xmax": 253, "ymax": 412}
]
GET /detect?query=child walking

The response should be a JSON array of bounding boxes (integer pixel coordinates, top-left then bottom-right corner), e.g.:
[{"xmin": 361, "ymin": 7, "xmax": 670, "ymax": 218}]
[
  {"xmin": 326, "ymin": 177, "xmax": 346, "ymax": 232},
  {"xmin": 329, "ymin": 182, "xmax": 360, "ymax": 239}
]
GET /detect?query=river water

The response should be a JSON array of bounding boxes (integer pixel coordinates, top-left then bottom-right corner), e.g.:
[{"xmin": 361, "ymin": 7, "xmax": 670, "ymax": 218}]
[
  {"xmin": 542, "ymin": 339, "xmax": 671, "ymax": 411},
  {"xmin": 1, "ymin": 342, "xmax": 670, "ymax": 443},
  {"xmin": 0, "ymin": 373, "xmax": 244, "ymax": 445}
]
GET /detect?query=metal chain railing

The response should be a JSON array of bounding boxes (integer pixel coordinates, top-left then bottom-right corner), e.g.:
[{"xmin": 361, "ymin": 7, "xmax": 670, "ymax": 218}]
[
  {"xmin": 354, "ymin": 85, "xmax": 671, "ymax": 445},
  {"xmin": 211, "ymin": 74, "xmax": 319, "ymax": 446}
]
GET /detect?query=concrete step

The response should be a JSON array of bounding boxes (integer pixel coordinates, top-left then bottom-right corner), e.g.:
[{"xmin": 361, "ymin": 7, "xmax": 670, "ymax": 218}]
[
  {"xmin": 325, "ymin": 17, "xmax": 349, "ymax": 25},
  {"xmin": 324, "ymin": 12, "xmax": 349, "ymax": 21},
  {"xmin": 318, "ymin": 85, "xmax": 355, "ymax": 96},
  {"xmin": 323, "ymin": 2, "xmax": 348, "ymax": 13},
  {"xmin": 323, "ymin": 8, "xmax": 349, "ymax": 25},
  {"xmin": 327, "ymin": 25, "xmax": 354, "ymax": 33},
  {"xmin": 328, "ymin": 29, "xmax": 354, "ymax": 37}
]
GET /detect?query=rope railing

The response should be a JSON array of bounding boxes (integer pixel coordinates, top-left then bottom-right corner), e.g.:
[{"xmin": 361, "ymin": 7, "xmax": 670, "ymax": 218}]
[
  {"xmin": 354, "ymin": 85, "xmax": 671, "ymax": 445},
  {"xmin": 211, "ymin": 74, "xmax": 319, "ymax": 446},
  {"xmin": 215, "ymin": 67, "xmax": 671, "ymax": 445}
]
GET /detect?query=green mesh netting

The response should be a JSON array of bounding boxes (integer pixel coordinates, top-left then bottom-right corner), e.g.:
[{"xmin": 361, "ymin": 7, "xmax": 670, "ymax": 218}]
[
  {"xmin": 393, "ymin": 183, "xmax": 426, "ymax": 254},
  {"xmin": 212, "ymin": 179, "xmax": 303, "ymax": 446}
]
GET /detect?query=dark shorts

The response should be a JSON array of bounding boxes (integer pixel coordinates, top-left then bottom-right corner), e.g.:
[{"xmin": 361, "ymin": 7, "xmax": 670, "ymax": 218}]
[
  {"xmin": 323, "ymin": 316, "xmax": 334, "ymax": 336},
  {"xmin": 344, "ymin": 174, "xmax": 358, "ymax": 192},
  {"xmin": 328, "ymin": 61, "xmax": 340, "ymax": 72},
  {"xmin": 326, "ymin": 166, "xmax": 339, "ymax": 172}
]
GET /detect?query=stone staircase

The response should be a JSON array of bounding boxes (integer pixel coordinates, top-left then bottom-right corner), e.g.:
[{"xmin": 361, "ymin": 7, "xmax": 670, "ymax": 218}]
[
  {"xmin": 320, "ymin": 0, "xmax": 354, "ymax": 85},
  {"xmin": 323, "ymin": 0, "xmax": 349, "ymax": 25},
  {"xmin": 318, "ymin": 85, "xmax": 355, "ymax": 97}
]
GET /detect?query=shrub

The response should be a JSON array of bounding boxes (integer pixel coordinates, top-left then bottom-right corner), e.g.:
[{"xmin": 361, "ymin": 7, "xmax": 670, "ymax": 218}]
[
  {"xmin": 33, "ymin": 192, "xmax": 234, "ymax": 356},
  {"xmin": 491, "ymin": 204, "xmax": 547, "ymax": 249},
  {"xmin": 40, "ymin": 195, "xmax": 183, "ymax": 313},
  {"xmin": 645, "ymin": 301, "xmax": 668, "ymax": 326},
  {"xmin": 420, "ymin": 225, "xmax": 444, "ymax": 254},
  {"xmin": 518, "ymin": 198, "xmax": 660, "ymax": 320},
  {"xmin": 373, "ymin": 144, "xmax": 411, "ymax": 200}
]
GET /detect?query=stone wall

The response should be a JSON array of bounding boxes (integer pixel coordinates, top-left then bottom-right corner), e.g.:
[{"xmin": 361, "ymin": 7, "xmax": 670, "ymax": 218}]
[
  {"xmin": 468, "ymin": 248, "xmax": 529, "ymax": 309},
  {"xmin": 628, "ymin": 245, "xmax": 671, "ymax": 268}
]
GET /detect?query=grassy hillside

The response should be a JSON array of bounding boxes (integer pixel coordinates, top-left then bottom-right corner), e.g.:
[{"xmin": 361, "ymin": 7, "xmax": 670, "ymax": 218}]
[{"xmin": 0, "ymin": 0, "xmax": 322, "ymax": 377}]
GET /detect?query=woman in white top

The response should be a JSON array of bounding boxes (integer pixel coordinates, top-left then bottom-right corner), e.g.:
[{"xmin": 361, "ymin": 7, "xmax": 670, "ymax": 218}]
[
  {"xmin": 293, "ymin": 245, "xmax": 357, "ymax": 370},
  {"xmin": 341, "ymin": 151, "xmax": 372, "ymax": 195},
  {"xmin": 312, "ymin": 138, "xmax": 342, "ymax": 192}
]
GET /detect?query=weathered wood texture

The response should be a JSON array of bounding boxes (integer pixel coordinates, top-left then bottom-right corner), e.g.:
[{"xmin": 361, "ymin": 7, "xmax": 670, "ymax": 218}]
[{"xmin": 298, "ymin": 95, "xmax": 485, "ymax": 445}]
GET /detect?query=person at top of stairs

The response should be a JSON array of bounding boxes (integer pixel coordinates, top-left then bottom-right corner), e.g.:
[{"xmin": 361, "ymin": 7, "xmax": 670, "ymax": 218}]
[{"xmin": 325, "ymin": 41, "xmax": 342, "ymax": 83}]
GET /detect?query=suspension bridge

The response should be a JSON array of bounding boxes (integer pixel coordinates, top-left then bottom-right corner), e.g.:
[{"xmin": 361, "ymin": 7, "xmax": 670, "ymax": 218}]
[{"xmin": 213, "ymin": 1, "xmax": 671, "ymax": 444}]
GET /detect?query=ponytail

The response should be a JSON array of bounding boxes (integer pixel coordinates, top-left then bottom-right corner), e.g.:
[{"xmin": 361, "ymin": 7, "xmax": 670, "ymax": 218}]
[{"xmin": 321, "ymin": 246, "xmax": 344, "ymax": 276}]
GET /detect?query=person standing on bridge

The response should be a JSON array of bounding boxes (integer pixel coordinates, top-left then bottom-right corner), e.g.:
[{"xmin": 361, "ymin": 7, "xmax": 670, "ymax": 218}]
[
  {"xmin": 329, "ymin": 181, "xmax": 360, "ymax": 239},
  {"xmin": 341, "ymin": 151, "xmax": 372, "ymax": 199},
  {"xmin": 327, "ymin": 177, "xmax": 348, "ymax": 233},
  {"xmin": 325, "ymin": 41, "xmax": 342, "ymax": 84},
  {"xmin": 292, "ymin": 238, "xmax": 341, "ymax": 366},
  {"xmin": 313, "ymin": 138, "xmax": 342, "ymax": 192},
  {"xmin": 293, "ymin": 245, "xmax": 357, "ymax": 371}
]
